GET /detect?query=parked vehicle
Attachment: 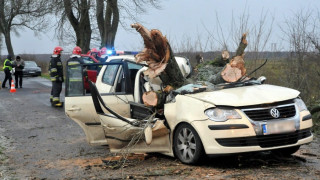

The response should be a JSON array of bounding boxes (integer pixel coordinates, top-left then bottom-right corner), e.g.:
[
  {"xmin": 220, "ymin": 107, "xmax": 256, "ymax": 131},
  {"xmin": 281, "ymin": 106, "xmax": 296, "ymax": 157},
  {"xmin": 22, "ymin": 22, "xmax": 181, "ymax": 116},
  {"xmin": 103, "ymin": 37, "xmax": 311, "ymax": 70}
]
[
  {"xmin": 23, "ymin": 61, "xmax": 42, "ymax": 76},
  {"xmin": 64, "ymin": 55, "xmax": 313, "ymax": 164}
]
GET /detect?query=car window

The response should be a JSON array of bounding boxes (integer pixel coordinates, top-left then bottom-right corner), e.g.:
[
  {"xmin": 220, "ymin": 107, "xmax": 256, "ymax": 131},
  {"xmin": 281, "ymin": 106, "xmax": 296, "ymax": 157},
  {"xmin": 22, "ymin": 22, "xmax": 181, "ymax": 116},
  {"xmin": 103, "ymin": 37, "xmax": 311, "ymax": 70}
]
[
  {"xmin": 128, "ymin": 62, "xmax": 143, "ymax": 70},
  {"xmin": 82, "ymin": 57, "xmax": 95, "ymax": 64},
  {"xmin": 66, "ymin": 62, "xmax": 84, "ymax": 96},
  {"xmin": 25, "ymin": 61, "xmax": 38, "ymax": 67},
  {"xmin": 102, "ymin": 64, "xmax": 120, "ymax": 85}
]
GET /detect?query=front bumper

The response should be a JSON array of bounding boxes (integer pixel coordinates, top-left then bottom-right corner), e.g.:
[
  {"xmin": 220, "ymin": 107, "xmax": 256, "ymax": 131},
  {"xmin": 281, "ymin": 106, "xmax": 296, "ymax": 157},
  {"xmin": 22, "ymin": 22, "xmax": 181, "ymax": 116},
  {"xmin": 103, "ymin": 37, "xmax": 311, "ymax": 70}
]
[{"xmin": 191, "ymin": 110, "xmax": 313, "ymax": 155}]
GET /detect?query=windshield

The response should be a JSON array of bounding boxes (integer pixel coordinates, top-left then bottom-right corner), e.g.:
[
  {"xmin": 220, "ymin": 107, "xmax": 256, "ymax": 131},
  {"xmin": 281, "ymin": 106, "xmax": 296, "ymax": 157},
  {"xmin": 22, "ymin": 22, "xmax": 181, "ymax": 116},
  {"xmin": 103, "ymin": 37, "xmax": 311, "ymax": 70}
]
[{"xmin": 25, "ymin": 61, "xmax": 38, "ymax": 68}]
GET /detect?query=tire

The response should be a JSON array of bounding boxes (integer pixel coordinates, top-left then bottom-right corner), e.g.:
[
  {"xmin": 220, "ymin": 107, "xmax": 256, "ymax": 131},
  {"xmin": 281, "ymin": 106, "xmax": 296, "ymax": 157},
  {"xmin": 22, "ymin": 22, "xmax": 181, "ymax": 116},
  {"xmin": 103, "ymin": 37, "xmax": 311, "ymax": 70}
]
[
  {"xmin": 272, "ymin": 145, "xmax": 300, "ymax": 156},
  {"xmin": 173, "ymin": 123, "xmax": 205, "ymax": 164}
]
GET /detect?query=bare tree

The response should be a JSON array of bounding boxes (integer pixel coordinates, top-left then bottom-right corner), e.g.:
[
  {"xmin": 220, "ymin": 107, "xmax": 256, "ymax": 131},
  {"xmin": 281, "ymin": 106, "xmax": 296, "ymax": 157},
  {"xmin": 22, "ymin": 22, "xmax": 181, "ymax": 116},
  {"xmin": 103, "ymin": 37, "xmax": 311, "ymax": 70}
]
[
  {"xmin": 96, "ymin": 0, "xmax": 161, "ymax": 48},
  {"xmin": 54, "ymin": 0, "xmax": 161, "ymax": 51},
  {"xmin": 96, "ymin": 0, "xmax": 119, "ymax": 48},
  {"xmin": 0, "ymin": 0, "xmax": 50, "ymax": 56},
  {"xmin": 280, "ymin": 9, "xmax": 315, "ymax": 103}
]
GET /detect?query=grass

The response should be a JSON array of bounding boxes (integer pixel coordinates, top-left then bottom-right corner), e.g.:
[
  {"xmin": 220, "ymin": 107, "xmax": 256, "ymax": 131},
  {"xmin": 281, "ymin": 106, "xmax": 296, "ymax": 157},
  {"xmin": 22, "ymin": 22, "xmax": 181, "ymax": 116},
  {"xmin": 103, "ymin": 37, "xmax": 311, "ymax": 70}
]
[{"xmin": 41, "ymin": 73, "xmax": 50, "ymax": 80}]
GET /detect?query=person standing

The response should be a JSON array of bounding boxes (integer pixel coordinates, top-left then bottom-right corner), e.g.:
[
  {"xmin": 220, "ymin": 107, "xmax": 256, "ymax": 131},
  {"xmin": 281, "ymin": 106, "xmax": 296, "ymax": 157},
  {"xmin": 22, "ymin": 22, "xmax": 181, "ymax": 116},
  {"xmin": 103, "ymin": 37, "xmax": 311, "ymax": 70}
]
[
  {"xmin": 49, "ymin": 46, "xmax": 64, "ymax": 107},
  {"xmin": 13, "ymin": 56, "xmax": 25, "ymax": 88},
  {"xmin": 2, "ymin": 55, "xmax": 14, "ymax": 89}
]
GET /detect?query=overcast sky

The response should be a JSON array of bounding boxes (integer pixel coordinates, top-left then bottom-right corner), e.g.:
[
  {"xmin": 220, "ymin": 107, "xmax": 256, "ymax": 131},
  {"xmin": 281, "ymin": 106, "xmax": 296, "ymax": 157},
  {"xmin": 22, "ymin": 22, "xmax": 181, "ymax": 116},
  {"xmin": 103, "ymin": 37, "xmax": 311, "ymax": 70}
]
[{"xmin": 2, "ymin": 0, "xmax": 320, "ymax": 55}]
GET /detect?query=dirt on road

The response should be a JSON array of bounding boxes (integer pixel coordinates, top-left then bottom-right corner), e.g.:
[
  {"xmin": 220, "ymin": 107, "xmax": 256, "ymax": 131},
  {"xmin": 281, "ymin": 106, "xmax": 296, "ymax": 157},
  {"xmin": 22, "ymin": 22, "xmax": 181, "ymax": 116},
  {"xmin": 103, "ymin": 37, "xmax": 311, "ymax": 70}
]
[{"xmin": 0, "ymin": 74, "xmax": 320, "ymax": 179}]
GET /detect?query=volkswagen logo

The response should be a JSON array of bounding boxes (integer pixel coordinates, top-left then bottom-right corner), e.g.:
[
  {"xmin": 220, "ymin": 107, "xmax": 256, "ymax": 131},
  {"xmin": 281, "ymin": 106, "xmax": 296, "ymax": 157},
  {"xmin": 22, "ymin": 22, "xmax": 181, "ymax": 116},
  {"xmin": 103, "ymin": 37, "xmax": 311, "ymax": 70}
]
[{"xmin": 270, "ymin": 108, "xmax": 280, "ymax": 118}]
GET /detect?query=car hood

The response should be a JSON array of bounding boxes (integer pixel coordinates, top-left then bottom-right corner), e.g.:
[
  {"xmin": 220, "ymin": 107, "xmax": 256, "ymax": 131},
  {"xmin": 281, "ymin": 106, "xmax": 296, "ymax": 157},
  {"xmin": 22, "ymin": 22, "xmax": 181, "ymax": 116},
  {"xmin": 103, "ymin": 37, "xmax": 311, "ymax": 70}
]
[{"xmin": 186, "ymin": 84, "xmax": 300, "ymax": 107}]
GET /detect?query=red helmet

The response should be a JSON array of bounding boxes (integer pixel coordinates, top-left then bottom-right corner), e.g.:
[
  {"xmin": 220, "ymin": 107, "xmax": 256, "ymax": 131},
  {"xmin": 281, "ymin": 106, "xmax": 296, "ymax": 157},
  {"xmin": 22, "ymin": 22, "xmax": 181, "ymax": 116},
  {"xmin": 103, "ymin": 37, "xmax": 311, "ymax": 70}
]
[
  {"xmin": 72, "ymin": 46, "xmax": 82, "ymax": 55},
  {"xmin": 91, "ymin": 48, "xmax": 99, "ymax": 54},
  {"xmin": 100, "ymin": 47, "xmax": 107, "ymax": 55},
  {"xmin": 53, "ymin": 46, "xmax": 63, "ymax": 55}
]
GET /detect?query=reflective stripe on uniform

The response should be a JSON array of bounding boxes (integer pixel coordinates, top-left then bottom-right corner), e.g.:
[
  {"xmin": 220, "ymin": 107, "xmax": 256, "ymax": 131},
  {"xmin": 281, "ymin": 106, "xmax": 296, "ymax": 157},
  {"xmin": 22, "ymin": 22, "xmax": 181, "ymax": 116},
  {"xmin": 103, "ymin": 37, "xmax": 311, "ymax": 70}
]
[
  {"xmin": 51, "ymin": 78, "xmax": 56, "ymax": 81},
  {"xmin": 53, "ymin": 97, "xmax": 60, "ymax": 102},
  {"xmin": 57, "ymin": 62, "xmax": 62, "ymax": 66},
  {"xmin": 69, "ymin": 78, "xmax": 82, "ymax": 82},
  {"xmin": 68, "ymin": 62, "xmax": 80, "ymax": 65},
  {"xmin": 50, "ymin": 68, "xmax": 57, "ymax": 72}
]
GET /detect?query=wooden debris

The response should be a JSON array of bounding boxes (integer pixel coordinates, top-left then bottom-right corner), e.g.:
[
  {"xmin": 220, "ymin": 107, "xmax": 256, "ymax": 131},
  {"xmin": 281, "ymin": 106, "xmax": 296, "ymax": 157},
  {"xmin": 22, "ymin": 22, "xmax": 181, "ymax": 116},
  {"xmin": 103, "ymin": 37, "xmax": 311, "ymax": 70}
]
[
  {"xmin": 131, "ymin": 23, "xmax": 186, "ymax": 88},
  {"xmin": 220, "ymin": 33, "xmax": 247, "ymax": 82},
  {"xmin": 131, "ymin": 23, "xmax": 171, "ymax": 79},
  {"xmin": 209, "ymin": 33, "xmax": 248, "ymax": 84}
]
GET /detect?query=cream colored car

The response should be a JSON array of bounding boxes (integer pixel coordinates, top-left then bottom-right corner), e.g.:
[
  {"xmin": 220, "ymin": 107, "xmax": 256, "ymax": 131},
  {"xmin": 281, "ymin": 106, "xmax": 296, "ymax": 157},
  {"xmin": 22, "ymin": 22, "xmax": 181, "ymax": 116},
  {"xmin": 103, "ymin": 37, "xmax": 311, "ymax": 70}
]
[{"xmin": 65, "ymin": 55, "xmax": 313, "ymax": 164}]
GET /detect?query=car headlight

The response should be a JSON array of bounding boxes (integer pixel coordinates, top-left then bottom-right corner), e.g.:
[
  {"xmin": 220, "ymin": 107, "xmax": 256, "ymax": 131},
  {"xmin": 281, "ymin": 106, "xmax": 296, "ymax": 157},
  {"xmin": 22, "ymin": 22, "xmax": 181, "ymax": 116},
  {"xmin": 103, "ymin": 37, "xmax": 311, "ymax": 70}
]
[
  {"xmin": 204, "ymin": 108, "xmax": 241, "ymax": 122},
  {"xmin": 295, "ymin": 98, "xmax": 308, "ymax": 112}
]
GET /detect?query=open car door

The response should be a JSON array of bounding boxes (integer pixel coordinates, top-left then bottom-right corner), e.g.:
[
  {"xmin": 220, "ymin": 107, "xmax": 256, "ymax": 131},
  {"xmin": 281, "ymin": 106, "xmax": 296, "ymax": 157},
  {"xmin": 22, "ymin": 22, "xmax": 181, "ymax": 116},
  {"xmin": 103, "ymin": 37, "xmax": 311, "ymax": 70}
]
[{"xmin": 64, "ymin": 60, "xmax": 134, "ymax": 145}]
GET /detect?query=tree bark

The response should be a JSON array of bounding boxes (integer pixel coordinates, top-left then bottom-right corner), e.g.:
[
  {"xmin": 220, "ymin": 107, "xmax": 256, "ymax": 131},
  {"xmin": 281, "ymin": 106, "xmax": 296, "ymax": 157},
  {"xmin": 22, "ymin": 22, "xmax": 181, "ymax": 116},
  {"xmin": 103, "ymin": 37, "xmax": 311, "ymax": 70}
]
[
  {"xmin": 0, "ymin": 0, "xmax": 14, "ymax": 56},
  {"xmin": 159, "ymin": 45, "xmax": 186, "ymax": 88},
  {"xmin": 96, "ymin": 0, "xmax": 119, "ymax": 48},
  {"xmin": 3, "ymin": 31, "xmax": 14, "ymax": 56}
]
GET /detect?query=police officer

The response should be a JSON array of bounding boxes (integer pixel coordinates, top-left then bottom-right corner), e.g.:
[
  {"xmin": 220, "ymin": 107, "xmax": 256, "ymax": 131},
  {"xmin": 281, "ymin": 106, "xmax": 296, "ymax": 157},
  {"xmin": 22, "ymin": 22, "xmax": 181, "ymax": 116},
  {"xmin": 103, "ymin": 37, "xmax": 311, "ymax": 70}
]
[
  {"xmin": 2, "ymin": 55, "xmax": 14, "ymax": 89},
  {"xmin": 49, "ymin": 46, "xmax": 64, "ymax": 107}
]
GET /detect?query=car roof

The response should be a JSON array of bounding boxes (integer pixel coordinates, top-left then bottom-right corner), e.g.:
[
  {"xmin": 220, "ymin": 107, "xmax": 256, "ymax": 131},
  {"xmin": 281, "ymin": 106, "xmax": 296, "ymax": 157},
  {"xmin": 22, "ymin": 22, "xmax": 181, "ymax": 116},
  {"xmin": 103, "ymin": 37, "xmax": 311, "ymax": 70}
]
[{"xmin": 106, "ymin": 55, "xmax": 136, "ymax": 63}]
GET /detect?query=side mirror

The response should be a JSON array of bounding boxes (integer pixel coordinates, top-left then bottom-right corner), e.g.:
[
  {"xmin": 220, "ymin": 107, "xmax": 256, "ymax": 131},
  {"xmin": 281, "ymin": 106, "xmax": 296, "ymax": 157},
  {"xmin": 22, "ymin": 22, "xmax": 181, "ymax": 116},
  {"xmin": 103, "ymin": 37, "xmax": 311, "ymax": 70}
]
[{"xmin": 258, "ymin": 76, "xmax": 266, "ymax": 84}]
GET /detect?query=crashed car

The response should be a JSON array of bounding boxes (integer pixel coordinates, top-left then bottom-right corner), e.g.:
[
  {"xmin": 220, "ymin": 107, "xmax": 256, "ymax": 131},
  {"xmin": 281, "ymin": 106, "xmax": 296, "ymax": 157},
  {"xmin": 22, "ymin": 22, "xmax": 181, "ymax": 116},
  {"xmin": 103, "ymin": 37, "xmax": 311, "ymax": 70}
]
[{"xmin": 65, "ymin": 55, "xmax": 313, "ymax": 164}]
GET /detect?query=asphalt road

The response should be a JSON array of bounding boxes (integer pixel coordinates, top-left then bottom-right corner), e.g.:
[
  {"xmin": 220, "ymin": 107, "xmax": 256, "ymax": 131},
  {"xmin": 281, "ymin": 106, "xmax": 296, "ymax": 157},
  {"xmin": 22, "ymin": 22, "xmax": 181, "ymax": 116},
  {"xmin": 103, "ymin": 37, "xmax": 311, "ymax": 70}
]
[{"xmin": 1, "ymin": 71, "xmax": 320, "ymax": 179}]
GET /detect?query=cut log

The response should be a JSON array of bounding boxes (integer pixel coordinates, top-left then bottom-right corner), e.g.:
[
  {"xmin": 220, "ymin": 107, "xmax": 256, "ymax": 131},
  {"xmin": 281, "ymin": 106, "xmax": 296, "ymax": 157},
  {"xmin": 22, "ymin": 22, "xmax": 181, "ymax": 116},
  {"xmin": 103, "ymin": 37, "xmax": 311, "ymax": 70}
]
[
  {"xmin": 209, "ymin": 33, "xmax": 247, "ymax": 84},
  {"xmin": 142, "ymin": 91, "xmax": 167, "ymax": 107},
  {"xmin": 221, "ymin": 50, "xmax": 230, "ymax": 60},
  {"xmin": 220, "ymin": 33, "xmax": 247, "ymax": 82}
]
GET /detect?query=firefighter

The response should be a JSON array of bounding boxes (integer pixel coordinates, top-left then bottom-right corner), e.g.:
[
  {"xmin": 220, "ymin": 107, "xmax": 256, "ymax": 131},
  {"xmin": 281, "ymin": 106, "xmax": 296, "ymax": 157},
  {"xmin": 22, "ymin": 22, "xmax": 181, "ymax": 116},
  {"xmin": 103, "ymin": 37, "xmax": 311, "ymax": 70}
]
[
  {"xmin": 49, "ymin": 46, "xmax": 64, "ymax": 107},
  {"xmin": 99, "ymin": 47, "xmax": 108, "ymax": 62},
  {"xmin": 90, "ymin": 48, "xmax": 100, "ymax": 62},
  {"xmin": 2, "ymin": 55, "xmax": 14, "ymax": 89}
]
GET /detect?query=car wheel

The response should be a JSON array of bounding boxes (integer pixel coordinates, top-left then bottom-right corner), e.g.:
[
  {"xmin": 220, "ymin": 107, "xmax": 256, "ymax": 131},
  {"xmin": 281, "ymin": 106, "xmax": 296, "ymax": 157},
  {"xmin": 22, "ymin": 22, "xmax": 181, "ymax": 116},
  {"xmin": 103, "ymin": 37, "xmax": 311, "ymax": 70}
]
[
  {"xmin": 272, "ymin": 145, "xmax": 300, "ymax": 156},
  {"xmin": 173, "ymin": 123, "xmax": 204, "ymax": 164}
]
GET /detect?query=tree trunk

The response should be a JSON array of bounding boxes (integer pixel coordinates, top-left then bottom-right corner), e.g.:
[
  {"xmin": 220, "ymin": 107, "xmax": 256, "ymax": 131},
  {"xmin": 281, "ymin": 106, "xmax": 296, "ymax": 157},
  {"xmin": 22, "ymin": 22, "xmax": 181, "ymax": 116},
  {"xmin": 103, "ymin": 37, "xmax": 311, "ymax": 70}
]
[
  {"xmin": 159, "ymin": 45, "xmax": 186, "ymax": 88},
  {"xmin": 96, "ymin": 0, "xmax": 105, "ymax": 42},
  {"xmin": 4, "ymin": 31, "xmax": 14, "ymax": 56},
  {"xmin": 103, "ymin": 0, "xmax": 119, "ymax": 48},
  {"xmin": 63, "ymin": 0, "xmax": 91, "ymax": 52}
]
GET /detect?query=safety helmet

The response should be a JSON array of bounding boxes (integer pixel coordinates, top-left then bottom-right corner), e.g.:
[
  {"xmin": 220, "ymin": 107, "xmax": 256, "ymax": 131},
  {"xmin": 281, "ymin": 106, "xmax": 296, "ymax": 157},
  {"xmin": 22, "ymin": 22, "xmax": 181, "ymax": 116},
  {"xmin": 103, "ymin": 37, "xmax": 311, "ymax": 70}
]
[
  {"xmin": 53, "ymin": 46, "xmax": 63, "ymax": 55},
  {"xmin": 100, "ymin": 47, "xmax": 107, "ymax": 55},
  {"xmin": 72, "ymin": 46, "xmax": 82, "ymax": 55},
  {"xmin": 91, "ymin": 48, "xmax": 99, "ymax": 54}
]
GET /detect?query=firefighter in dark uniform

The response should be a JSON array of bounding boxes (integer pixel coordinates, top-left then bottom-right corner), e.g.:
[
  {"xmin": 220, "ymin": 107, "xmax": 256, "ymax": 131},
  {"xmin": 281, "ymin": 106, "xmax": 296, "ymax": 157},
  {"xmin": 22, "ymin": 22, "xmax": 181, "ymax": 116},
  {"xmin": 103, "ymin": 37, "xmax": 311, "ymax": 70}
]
[
  {"xmin": 2, "ymin": 55, "xmax": 14, "ymax": 88},
  {"xmin": 67, "ymin": 46, "xmax": 85, "ymax": 95},
  {"xmin": 49, "ymin": 46, "xmax": 64, "ymax": 107}
]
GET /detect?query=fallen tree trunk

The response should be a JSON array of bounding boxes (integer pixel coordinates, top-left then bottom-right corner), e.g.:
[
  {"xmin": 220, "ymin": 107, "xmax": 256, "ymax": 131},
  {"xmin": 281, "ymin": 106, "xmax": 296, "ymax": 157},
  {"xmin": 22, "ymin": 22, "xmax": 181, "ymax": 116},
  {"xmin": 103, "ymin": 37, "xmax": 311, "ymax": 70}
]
[
  {"xmin": 131, "ymin": 23, "xmax": 186, "ymax": 88},
  {"xmin": 209, "ymin": 33, "xmax": 248, "ymax": 84}
]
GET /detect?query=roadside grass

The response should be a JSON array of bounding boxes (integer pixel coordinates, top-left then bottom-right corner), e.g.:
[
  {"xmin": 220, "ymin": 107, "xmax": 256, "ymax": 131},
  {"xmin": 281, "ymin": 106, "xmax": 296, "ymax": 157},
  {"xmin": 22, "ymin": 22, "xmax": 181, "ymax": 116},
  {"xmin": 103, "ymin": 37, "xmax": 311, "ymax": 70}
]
[{"xmin": 41, "ymin": 73, "xmax": 50, "ymax": 80}]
